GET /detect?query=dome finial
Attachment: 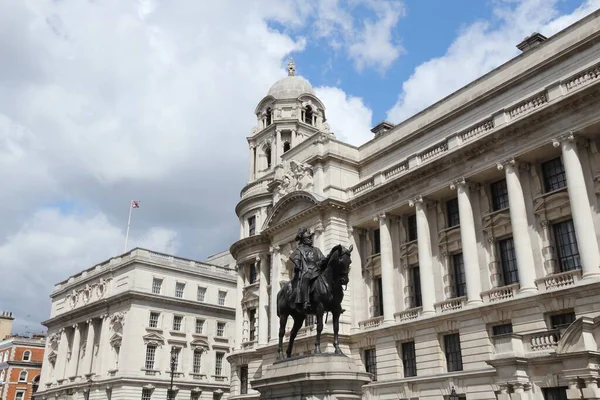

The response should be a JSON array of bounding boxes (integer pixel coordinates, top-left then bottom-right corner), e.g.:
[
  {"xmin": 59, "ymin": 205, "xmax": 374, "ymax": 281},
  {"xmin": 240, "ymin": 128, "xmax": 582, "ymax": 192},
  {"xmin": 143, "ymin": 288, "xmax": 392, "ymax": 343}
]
[{"xmin": 287, "ymin": 58, "xmax": 296, "ymax": 76}]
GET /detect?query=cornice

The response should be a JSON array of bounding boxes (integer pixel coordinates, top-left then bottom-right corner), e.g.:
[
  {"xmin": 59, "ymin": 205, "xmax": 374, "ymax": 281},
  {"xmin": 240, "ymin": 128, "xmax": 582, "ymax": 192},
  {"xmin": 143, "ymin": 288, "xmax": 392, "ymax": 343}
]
[
  {"xmin": 42, "ymin": 290, "xmax": 235, "ymax": 328},
  {"xmin": 235, "ymin": 192, "xmax": 272, "ymax": 217},
  {"xmin": 229, "ymin": 235, "xmax": 271, "ymax": 261},
  {"xmin": 347, "ymin": 82, "xmax": 600, "ymax": 213},
  {"xmin": 304, "ymin": 152, "xmax": 360, "ymax": 169}
]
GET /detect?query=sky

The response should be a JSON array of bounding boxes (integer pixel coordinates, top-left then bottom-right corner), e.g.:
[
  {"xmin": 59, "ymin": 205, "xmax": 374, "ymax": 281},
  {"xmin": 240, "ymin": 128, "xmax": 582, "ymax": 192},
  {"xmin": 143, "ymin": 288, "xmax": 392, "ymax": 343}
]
[{"xmin": 0, "ymin": 0, "xmax": 599, "ymax": 335}]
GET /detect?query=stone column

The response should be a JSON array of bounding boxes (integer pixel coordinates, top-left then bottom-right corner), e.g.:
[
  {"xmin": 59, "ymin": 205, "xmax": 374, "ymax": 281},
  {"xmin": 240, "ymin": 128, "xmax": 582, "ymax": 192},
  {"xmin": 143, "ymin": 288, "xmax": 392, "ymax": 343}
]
[
  {"xmin": 55, "ymin": 328, "xmax": 68, "ymax": 381},
  {"xmin": 553, "ymin": 133, "xmax": 600, "ymax": 278},
  {"xmin": 257, "ymin": 255, "xmax": 269, "ymax": 346},
  {"xmin": 497, "ymin": 159, "xmax": 537, "ymax": 293},
  {"xmin": 249, "ymin": 144, "xmax": 256, "ymax": 181},
  {"xmin": 275, "ymin": 130, "xmax": 282, "ymax": 165},
  {"xmin": 314, "ymin": 164, "xmax": 325, "ymax": 196},
  {"xmin": 290, "ymin": 129, "xmax": 297, "ymax": 147},
  {"xmin": 315, "ymin": 220, "xmax": 325, "ymax": 251},
  {"xmin": 235, "ymin": 266, "xmax": 245, "ymax": 349},
  {"xmin": 81, "ymin": 319, "xmax": 96, "ymax": 376},
  {"xmin": 409, "ymin": 197, "xmax": 435, "ymax": 316},
  {"xmin": 376, "ymin": 213, "xmax": 396, "ymax": 324},
  {"xmin": 95, "ymin": 314, "xmax": 110, "ymax": 376},
  {"xmin": 269, "ymin": 247, "xmax": 281, "ymax": 344},
  {"xmin": 450, "ymin": 178, "xmax": 483, "ymax": 304},
  {"xmin": 68, "ymin": 324, "xmax": 81, "ymax": 378}
]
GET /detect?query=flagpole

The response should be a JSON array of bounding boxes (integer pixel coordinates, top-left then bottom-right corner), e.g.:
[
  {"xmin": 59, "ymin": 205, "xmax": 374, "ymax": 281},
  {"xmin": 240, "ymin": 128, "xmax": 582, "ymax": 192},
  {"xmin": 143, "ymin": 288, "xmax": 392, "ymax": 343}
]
[{"xmin": 124, "ymin": 201, "xmax": 133, "ymax": 253}]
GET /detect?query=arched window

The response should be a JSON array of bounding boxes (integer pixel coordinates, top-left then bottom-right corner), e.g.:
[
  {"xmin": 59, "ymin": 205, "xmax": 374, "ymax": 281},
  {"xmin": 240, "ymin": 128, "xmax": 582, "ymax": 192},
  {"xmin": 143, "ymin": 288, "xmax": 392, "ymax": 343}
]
[
  {"xmin": 32, "ymin": 375, "xmax": 40, "ymax": 393},
  {"xmin": 265, "ymin": 145, "xmax": 272, "ymax": 168},
  {"xmin": 22, "ymin": 350, "xmax": 31, "ymax": 362},
  {"xmin": 283, "ymin": 141, "xmax": 291, "ymax": 153},
  {"xmin": 304, "ymin": 105, "xmax": 313, "ymax": 125},
  {"xmin": 266, "ymin": 108, "xmax": 272, "ymax": 126},
  {"xmin": 19, "ymin": 371, "xmax": 27, "ymax": 382}
]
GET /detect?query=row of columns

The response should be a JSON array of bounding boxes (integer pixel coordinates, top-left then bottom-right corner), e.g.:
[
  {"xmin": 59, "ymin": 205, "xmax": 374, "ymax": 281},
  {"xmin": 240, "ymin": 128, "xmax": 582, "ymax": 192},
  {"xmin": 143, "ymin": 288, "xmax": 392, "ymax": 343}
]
[
  {"xmin": 248, "ymin": 129, "xmax": 298, "ymax": 181},
  {"xmin": 373, "ymin": 134, "xmax": 600, "ymax": 322},
  {"xmin": 54, "ymin": 316, "xmax": 108, "ymax": 382}
]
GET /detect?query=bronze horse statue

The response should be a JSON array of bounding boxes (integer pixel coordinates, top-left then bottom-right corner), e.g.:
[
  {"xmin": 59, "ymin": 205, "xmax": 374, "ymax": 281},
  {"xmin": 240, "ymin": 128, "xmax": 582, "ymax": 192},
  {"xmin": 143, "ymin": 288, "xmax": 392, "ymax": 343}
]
[{"xmin": 276, "ymin": 244, "xmax": 353, "ymax": 359}]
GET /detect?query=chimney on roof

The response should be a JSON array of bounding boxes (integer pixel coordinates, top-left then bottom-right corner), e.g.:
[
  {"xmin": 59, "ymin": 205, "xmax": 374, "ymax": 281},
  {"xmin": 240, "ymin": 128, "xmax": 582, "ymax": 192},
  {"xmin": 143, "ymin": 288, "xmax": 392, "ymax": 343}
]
[
  {"xmin": 371, "ymin": 121, "xmax": 395, "ymax": 137},
  {"xmin": 517, "ymin": 32, "xmax": 548, "ymax": 52},
  {"xmin": 0, "ymin": 311, "xmax": 14, "ymax": 340}
]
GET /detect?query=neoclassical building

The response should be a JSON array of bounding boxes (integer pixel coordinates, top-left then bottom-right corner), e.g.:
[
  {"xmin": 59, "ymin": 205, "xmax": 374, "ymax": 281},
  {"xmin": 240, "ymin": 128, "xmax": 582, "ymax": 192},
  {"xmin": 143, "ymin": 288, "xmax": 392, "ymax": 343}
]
[
  {"xmin": 35, "ymin": 248, "xmax": 236, "ymax": 400},
  {"xmin": 228, "ymin": 10, "xmax": 600, "ymax": 400}
]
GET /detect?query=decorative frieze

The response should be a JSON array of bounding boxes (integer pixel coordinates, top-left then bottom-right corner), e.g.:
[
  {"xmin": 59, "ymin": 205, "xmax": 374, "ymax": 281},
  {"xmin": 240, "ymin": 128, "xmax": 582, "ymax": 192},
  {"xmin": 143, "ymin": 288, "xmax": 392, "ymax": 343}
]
[
  {"xmin": 508, "ymin": 91, "xmax": 548, "ymax": 119},
  {"xmin": 564, "ymin": 61, "xmax": 600, "ymax": 92}
]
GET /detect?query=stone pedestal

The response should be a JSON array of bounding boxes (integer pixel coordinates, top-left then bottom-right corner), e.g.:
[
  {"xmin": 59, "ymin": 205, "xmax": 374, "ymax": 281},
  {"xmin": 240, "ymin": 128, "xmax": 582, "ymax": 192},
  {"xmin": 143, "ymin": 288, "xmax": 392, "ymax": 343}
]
[{"xmin": 252, "ymin": 354, "xmax": 371, "ymax": 400}]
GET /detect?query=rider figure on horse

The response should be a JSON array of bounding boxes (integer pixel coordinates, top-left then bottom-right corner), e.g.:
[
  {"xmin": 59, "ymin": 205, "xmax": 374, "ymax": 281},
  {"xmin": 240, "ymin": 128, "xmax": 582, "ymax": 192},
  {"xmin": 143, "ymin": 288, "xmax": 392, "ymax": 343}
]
[{"xmin": 291, "ymin": 227, "xmax": 327, "ymax": 312}]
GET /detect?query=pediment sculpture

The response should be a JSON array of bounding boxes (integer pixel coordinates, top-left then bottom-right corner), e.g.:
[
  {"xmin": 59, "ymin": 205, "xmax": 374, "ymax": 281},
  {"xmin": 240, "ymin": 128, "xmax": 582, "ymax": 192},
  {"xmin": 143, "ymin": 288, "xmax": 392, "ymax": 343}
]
[{"xmin": 273, "ymin": 160, "xmax": 314, "ymax": 203}]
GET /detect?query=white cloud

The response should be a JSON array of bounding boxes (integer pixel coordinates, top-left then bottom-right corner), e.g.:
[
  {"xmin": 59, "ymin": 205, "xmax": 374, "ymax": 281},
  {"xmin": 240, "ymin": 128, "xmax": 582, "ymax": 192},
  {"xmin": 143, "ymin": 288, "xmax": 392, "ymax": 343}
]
[
  {"xmin": 0, "ymin": 207, "xmax": 178, "ymax": 334},
  {"xmin": 315, "ymin": 86, "xmax": 374, "ymax": 146},
  {"xmin": 386, "ymin": 0, "xmax": 600, "ymax": 123}
]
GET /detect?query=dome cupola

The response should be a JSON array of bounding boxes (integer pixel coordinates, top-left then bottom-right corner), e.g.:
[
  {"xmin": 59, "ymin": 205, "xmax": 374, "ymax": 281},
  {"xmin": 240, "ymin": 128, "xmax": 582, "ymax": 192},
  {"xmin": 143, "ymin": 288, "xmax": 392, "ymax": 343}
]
[{"xmin": 266, "ymin": 59, "xmax": 315, "ymax": 100}]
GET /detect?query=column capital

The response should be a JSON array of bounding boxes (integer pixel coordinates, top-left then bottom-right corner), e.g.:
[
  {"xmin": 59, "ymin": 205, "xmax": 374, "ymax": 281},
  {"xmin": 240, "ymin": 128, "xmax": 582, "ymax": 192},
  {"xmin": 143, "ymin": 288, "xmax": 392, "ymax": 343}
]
[
  {"xmin": 496, "ymin": 158, "xmax": 516, "ymax": 170},
  {"xmin": 314, "ymin": 220, "xmax": 324, "ymax": 233},
  {"xmin": 449, "ymin": 177, "xmax": 467, "ymax": 190},
  {"xmin": 86, "ymin": 318, "xmax": 94, "ymax": 325},
  {"xmin": 552, "ymin": 131, "xmax": 575, "ymax": 147},
  {"xmin": 408, "ymin": 196, "xmax": 423, "ymax": 208},
  {"xmin": 374, "ymin": 212, "xmax": 389, "ymax": 222},
  {"xmin": 269, "ymin": 245, "xmax": 280, "ymax": 254},
  {"xmin": 72, "ymin": 323, "xmax": 79, "ymax": 330},
  {"xmin": 249, "ymin": 143, "xmax": 256, "ymax": 150}
]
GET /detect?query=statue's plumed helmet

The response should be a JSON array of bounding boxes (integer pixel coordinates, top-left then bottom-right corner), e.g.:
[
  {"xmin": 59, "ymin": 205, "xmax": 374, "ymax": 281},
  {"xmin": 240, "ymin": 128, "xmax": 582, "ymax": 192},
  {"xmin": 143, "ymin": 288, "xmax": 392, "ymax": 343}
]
[{"xmin": 295, "ymin": 227, "xmax": 314, "ymax": 242}]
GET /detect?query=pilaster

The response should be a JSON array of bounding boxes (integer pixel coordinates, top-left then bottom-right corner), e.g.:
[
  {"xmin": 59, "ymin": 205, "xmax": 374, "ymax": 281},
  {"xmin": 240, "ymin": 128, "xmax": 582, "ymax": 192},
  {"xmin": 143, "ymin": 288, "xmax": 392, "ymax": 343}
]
[
  {"xmin": 375, "ymin": 212, "xmax": 396, "ymax": 324},
  {"xmin": 409, "ymin": 196, "xmax": 436, "ymax": 315},
  {"xmin": 257, "ymin": 254, "xmax": 269, "ymax": 346}
]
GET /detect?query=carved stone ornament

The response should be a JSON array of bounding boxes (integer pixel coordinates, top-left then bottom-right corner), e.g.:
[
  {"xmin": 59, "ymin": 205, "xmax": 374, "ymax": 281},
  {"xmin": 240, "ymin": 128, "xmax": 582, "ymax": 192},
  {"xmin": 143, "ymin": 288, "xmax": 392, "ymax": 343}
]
[
  {"xmin": 65, "ymin": 277, "xmax": 111, "ymax": 310},
  {"xmin": 110, "ymin": 312, "xmax": 126, "ymax": 331},
  {"xmin": 48, "ymin": 332, "xmax": 61, "ymax": 350},
  {"xmin": 273, "ymin": 160, "xmax": 315, "ymax": 203}
]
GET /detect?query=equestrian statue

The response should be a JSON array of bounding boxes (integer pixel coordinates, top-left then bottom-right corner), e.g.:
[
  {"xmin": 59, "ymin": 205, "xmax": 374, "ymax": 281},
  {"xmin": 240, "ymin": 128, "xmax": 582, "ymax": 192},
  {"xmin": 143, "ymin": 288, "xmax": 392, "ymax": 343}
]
[{"xmin": 276, "ymin": 227, "xmax": 353, "ymax": 359}]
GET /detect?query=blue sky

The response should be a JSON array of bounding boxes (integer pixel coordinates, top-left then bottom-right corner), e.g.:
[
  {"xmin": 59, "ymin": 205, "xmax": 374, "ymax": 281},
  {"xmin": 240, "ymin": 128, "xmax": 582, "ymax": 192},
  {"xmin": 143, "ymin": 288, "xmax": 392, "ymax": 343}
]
[{"xmin": 0, "ymin": 0, "xmax": 598, "ymax": 333}]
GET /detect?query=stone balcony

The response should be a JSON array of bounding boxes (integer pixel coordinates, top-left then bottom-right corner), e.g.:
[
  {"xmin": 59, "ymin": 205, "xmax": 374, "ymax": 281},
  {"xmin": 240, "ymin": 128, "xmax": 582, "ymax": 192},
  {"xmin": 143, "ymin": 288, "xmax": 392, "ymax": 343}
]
[
  {"xmin": 491, "ymin": 329, "xmax": 562, "ymax": 359},
  {"xmin": 535, "ymin": 269, "xmax": 581, "ymax": 292},
  {"xmin": 435, "ymin": 296, "xmax": 467, "ymax": 313},
  {"xmin": 482, "ymin": 283, "xmax": 519, "ymax": 304}
]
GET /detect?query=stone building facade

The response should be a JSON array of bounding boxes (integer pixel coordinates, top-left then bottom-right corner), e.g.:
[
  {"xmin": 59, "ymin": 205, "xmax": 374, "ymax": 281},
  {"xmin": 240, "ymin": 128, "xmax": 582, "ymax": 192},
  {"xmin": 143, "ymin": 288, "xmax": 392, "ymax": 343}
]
[
  {"xmin": 0, "ymin": 334, "xmax": 45, "ymax": 400},
  {"xmin": 35, "ymin": 248, "xmax": 237, "ymax": 400},
  {"xmin": 228, "ymin": 10, "xmax": 600, "ymax": 400}
]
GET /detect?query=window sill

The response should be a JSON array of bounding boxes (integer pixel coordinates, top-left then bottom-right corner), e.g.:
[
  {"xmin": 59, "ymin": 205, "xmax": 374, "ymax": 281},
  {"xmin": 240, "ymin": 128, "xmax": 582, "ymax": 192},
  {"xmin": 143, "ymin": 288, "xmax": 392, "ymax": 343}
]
[{"xmin": 212, "ymin": 375, "xmax": 228, "ymax": 382}]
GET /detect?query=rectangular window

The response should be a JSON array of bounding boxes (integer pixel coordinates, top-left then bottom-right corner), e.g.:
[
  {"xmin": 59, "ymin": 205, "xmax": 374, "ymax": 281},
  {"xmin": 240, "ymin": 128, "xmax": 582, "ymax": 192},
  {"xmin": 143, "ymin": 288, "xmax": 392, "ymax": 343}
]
[
  {"xmin": 149, "ymin": 312, "xmax": 160, "ymax": 328},
  {"xmin": 550, "ymin": 312, "xmax": 576, "ymax": 329},
  {"xmin": 195, "ymin": 318, "xmax": 204, "ymax": 334},
  {"xmin": 15, "ymin": 392, "xmax": 25, "ymax": 400},
  {"xmin": 407, "ymin": 214, "xmax": 418, "ymax": 241},
  {"xmin": 410, "ymin": 264, "xmax": 422, "ymax": 308},
  {"xmin": 172, "ymin": 315, "xmax": 183, "ymax": 331},
  {"xmin": 491, "ymin": 179, "xmax": 509, "ymax": 211},
  {"xmin": 141, "ymin": 389, "xmax": 152, "ymax": 400},
  {"xmin": 197, "ymin": 286, "xmax": 206, "ymax": 302},
  {"xmin": 553, "ymin": 219, "xmax": 581, "ymax": 272},
  {"xmin": 401, "ymin": 341, "xmax": 417, "ymax": 377},
  {"xmin": 373, "ymin": 228, "xmax": 381, "ymax": 254},
  {"xmin": 492, "ymin": 323, "xmax": 513, "ymax": 336},
  {"xmin": 171, "ymin": 347, "xmax": 181, "ymax": 371},
  {"xmin": 542, "ymin": 157, "xmax": 567, "ymax": 193},
  {"xmin": 151, "ymin": 278, "xmax": 162, "ymax": 294},
  {"xmin": 248, "ymin": 309, "xmax": 257, "ymax": 341},
  {"xmin": 446, "ymin": 198, "xmax": 460, "ymax": 228},
  {"xmin": 175, "ymin": 282, "xmax": 185, "ymax": 298},
  {"xmin": 240, "ymin": 365, "xmax": 249, "ymax": 395},
  {"xmin": 248, "ymin": 263, "xmax": 257, "ymax": 284},
  {"xmin": 144, "ymin": 345, "xmax": 156, "ymax": 370},
  {"xmin": 373, "ymin": 277, "xmax": 383, "ymax": 317},
  {"xmin": 248, "ymin": 216, "xmax": 256, "ymax": 236},
  {"xmin": 193, "ymin": 349, "xmax": 202, "ymax": 374},
  {"xmin": 498, "ymin": 238, "xmax": 519, "ymax": 286},
  {"xmin": 218, "ymin": 291, "xmax": 227, "ymax": 306},
  {"xmin": 215, "ymin": 352, "xmax": 224, "ymax": 376},
  {"xmin": 452, "ymin": 253, "xmax": 466, "ymax": 298},
  {"xmin": 542, "ymin": 387, "xmax": 568, "ymax": 400},
  {"xmin": 217, "ymin": 322, "xmax": 226, "ymax": 337},
  {"xmin": 444, "ymin": 333, "xmax": 463, "ymax": 372},
  {"xmin": 363, "ymin": 348, "xmax": 377, "ymax": 381}
]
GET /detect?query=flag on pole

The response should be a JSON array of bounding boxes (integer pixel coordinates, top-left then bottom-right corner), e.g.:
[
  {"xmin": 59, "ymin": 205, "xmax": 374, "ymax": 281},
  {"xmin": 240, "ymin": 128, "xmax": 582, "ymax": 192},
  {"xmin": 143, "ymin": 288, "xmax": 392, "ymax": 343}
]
[
  {"xmin": 131, "ymin": 200, "xmax": 140, "ymax": 208},
  {"xmin": 125, "ymin": 200, "xmax": 140, "ymax": 252}
]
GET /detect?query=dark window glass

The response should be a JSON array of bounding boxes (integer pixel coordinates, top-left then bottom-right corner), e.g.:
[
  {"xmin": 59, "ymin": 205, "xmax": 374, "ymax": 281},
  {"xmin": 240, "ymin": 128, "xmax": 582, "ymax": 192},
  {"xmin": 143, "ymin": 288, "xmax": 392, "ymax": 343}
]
[
  {"xmin": 376, "ymin": 277, "xmax": 383, "ymax": 317},
  {"xmin": 553, "ymin": 220, "xmax": 581, "ymax": 272},
  {"xmin": 248, "ymin": 309, "xmax": 256, "ymax": 342},
  {"xmin": 491, "ymin": 179, "xmax": 509, "ymax": 211},
  {"xmin": 411, "ymin": 265, "xmax": 422, "ymax": 308},
  {"xmin": 542, "ymin": 157, "xmax": 566, "ymax": 192},
  {"xmin": 248, "ymin": 216, "xmax": 256, "ymax": 236},
  {"xmin": 446, "ymin": 198, "xmax": 460, "ymax": 228},
  {"xmin": 364, "ymin": 349, "xmax": 377, "ymax": 381},
  {"xmin": 444, "ymin": 333, "xmax": 463, "ymax": 372},
  {"xmin": 401, "ymin": 341, "xmax": 417, "ymax": 377},
  {"xmin": 542, "ymin": 387, "xmax": 568, "ymax": 400},
  {"xmin": 492, "ymin": 323, "xmax": 513, "ymax": 336},
  {"xmin": 498, "ymin": 238, "xmax": 519, "ymax": 286},
  {"xmin": 452, "ymin": 253, "xmax": 466, "ymax": 297},
  {"xmin": 239, "ymin": 365, "xmax": 248, "ymax": 395},
  {"xmin": 407, "ymin": 215, "xmax": 418, "ymax": 241},
  {"xmin": 304, "ymin": 105, "xmax": 314, "ymax": 125},
  {"xmin": 283, "ymin": 141, "xmax": 291, "ymax": 153},
  {"xmin": 265, "ymin": 146, "xmax": 272, "ymax": 168},
  {"xmin": 248, "ymin": 263, "xmax": 257, "ymax": 284},
  {"xmin": 373, "ymin": 229, "xmax": 381, "ymax": 254},
  {"xmin": 266, "ymin": 108, "xmax": 272, "ymax": 126},
  {"xmin": 550, "ymin": 312, "xmax": 576, "ymax": 329}
]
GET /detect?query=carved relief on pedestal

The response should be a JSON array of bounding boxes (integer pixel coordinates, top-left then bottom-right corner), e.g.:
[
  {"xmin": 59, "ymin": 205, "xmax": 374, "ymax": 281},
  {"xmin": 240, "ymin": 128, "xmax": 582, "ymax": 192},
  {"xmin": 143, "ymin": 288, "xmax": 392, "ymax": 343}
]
[
  {"xmin": 65, "ymin": 277, "xmax": 111, "ymax": 310},
  {"xmin": 272, "ymin": 160, "xmax": 315, "ymax": 203}
]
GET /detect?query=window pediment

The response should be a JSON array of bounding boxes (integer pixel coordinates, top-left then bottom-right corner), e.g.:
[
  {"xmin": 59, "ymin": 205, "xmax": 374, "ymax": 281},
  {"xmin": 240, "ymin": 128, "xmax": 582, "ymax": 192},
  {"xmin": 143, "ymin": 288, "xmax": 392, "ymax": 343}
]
[
  {"xmin": 482, "ymin": 210, "xmax": 511, "ymax": 236},
  {"xmin": 190, "ymin": 338, "xmax": 209, "ymax": 351},
  {"xmin": 142, "ymin": 332, "xmax": 165, "ymax": 346},
  {"xmin": 533, "ymin": 188, "xmax": 570, "ymax": 220},
  {"xmin": 265, "ymin": 191, "xmax": 322, "ymax": 229}
]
